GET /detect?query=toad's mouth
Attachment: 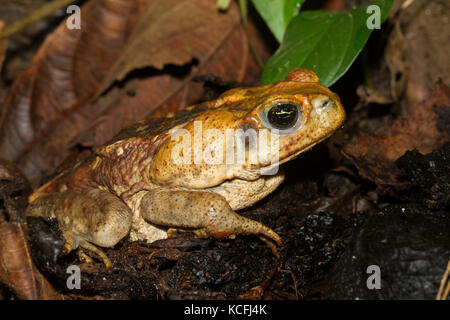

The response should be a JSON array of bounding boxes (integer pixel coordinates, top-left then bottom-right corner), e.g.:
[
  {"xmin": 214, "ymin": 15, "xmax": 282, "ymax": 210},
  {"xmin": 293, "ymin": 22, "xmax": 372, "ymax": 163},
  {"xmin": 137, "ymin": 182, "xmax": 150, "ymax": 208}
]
[{"xmin": 249, "ymin": 130, "xmax": 336, "ymax": 175}]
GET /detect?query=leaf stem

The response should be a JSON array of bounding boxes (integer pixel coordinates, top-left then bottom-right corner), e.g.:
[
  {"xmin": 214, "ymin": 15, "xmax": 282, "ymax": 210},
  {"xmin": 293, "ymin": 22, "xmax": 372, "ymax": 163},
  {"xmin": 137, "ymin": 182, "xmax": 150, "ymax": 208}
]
[
  {"xmin": 0, "ymin": 0, "xmax": 77, "ymax": 39},
  {"xmin": 238, "ymin": 0, "xmax": 264, "ymax": 70}
]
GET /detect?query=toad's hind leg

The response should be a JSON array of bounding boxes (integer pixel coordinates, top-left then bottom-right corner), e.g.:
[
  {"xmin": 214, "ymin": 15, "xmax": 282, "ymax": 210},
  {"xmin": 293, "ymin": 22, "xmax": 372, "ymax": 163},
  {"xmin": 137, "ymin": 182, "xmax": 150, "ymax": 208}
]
[
  {"xmin": 139, "ymin": 190, "xmax": 282, "ymax": 255},
  {"xmin": 26, "ymin": 189, "xmax": 132, "ymax": 269}
]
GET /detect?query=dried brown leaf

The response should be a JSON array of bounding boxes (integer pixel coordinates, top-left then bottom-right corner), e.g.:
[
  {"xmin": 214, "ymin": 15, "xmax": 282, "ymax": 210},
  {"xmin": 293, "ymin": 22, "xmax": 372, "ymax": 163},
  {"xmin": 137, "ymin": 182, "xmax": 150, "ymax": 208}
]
[
  {"xmin": 0, "ymin": 221, "xmax": 63, "ymax": 299},
  {"xmin": 343, "ymin": 82, "xmax": 450, "ymax": 187},
  {"xmin": 385, "ymin": 0, "xmax": 450, "ymax": 106},
  {"xmin": 0, "ymin": 0, "xmax": 148, "ymax": 185},
  {"xmin": 97, "ymin": 0, "xmax": 240, "ymax": 94},
  {"xmin": 0, "ymin": 159, "xmax": 62, "ymax": 299}
]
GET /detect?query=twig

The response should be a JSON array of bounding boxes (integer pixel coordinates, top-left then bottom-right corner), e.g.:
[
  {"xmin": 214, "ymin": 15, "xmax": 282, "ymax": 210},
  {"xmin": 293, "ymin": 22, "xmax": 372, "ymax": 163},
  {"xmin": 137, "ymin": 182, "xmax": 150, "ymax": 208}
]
[
  {"xmin": 0, "ymin": 0, "xmax": 77, "ymax": 39},
  {"xmin": 436, "ymin": 260, "xmax": 450, "ymax": 300},
  {"xmin": 279, "ymin": 268, "xmax": 299, "ymax": 300}
]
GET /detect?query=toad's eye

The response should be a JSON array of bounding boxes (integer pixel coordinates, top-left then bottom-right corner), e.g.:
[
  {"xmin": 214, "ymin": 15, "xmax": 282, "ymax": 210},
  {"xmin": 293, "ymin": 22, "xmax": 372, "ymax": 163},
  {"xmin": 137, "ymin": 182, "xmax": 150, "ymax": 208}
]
[{"xmin": 266, "ymin": 102, "xmax": 300, "ymax": 130}]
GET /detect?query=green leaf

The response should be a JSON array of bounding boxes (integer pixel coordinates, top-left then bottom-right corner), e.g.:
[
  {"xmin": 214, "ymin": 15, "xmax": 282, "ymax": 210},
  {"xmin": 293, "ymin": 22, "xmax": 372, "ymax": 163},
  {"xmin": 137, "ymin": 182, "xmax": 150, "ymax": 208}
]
[
  {"xmin": 262, "ymin": 0, "xmax": 393, "ymax": 86},
  {"xmin": 251, "ymin": 0, "xmax": 305, "ymax": 43}
]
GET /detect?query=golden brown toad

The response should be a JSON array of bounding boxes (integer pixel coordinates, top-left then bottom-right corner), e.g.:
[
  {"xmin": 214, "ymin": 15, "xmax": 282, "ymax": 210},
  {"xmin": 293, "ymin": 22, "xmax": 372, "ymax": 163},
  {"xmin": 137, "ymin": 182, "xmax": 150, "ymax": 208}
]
[{"xmin": 26, "ymin": 69, "xmax": 346, "ymax": 268}]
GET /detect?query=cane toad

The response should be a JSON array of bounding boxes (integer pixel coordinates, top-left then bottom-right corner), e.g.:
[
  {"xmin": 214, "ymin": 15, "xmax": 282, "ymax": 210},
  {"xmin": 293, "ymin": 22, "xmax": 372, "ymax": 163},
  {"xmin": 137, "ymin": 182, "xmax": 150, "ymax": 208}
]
[{"xmin": 26, "ymin": 69, "xmax": 346, "ymax": 268}]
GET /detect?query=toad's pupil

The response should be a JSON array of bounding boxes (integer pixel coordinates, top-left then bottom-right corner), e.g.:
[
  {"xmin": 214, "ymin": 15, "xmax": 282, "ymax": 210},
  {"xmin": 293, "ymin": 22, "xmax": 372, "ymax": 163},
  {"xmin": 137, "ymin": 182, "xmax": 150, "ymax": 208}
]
[{"xmin": 267, "ymin": 103, "xmax": 299, "ymax": 129}]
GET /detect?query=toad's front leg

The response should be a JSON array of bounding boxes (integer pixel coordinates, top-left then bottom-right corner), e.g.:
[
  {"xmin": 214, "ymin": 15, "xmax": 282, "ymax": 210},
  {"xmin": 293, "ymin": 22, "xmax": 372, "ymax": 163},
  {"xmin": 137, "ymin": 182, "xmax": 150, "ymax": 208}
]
[
  {"xmin": 139, "ymin": 190, "xmax": 282, "ymax": 255},
  {"xmin": 26, "ymin": 189, "xmax": 132, "ymax": 269}
]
